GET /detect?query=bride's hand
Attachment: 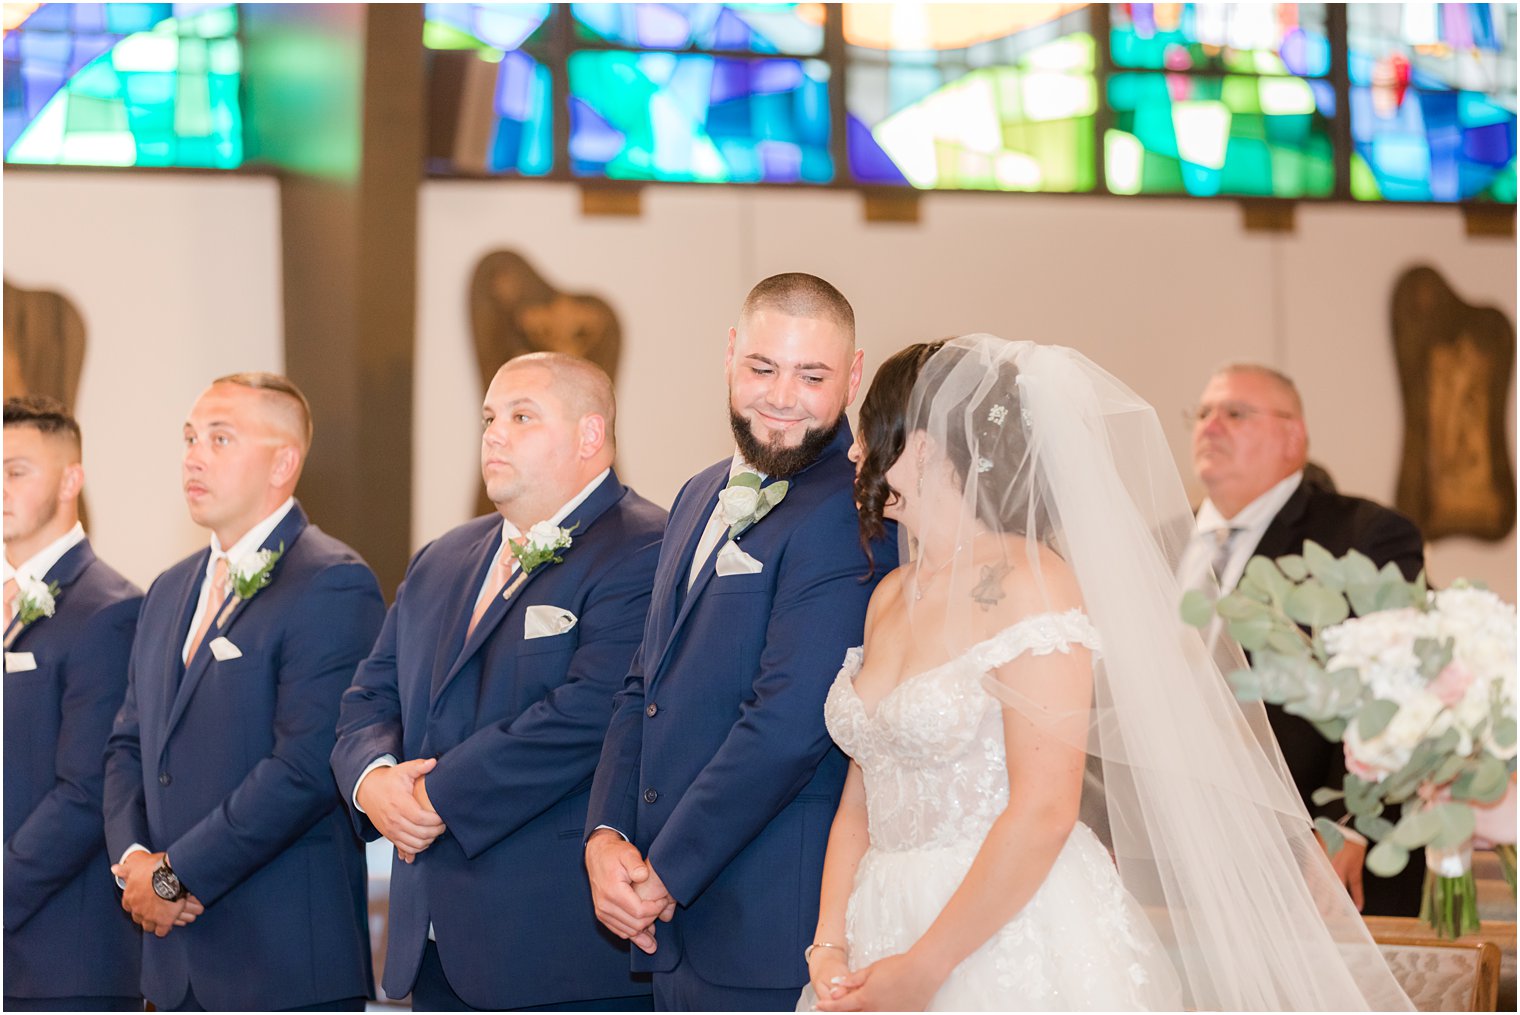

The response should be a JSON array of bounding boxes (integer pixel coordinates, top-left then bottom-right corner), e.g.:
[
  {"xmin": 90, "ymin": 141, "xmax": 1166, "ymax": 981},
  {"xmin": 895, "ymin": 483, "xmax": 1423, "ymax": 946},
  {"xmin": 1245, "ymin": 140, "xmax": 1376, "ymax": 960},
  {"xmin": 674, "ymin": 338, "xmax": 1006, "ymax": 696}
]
[
  {"xmin": 815, "ymin": 953, "xmax": 939, "ymax": 1012},
  {"xmin": 807, "ymin": 949, "xmax": 852, "ymax": 1007}
]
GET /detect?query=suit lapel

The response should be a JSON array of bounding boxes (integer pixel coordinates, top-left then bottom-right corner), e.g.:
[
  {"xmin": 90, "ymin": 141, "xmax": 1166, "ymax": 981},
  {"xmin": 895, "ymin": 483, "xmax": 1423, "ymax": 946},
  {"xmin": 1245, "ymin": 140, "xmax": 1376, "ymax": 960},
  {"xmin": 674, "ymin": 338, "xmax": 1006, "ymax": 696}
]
[
  {"xmin": 4, "ymin": 540, "xmax": 96, "ymax": 651},
  {"xmin": 432, "ymin": 472, "xmax": 630, "ymax": 703},
  {"xmin": 1250, "ymin": 479, "xmax": 1311, "ymax": 562},
  {"xmin": 163, "ymin": 505, "xmax": 310, "ymax": 747}
]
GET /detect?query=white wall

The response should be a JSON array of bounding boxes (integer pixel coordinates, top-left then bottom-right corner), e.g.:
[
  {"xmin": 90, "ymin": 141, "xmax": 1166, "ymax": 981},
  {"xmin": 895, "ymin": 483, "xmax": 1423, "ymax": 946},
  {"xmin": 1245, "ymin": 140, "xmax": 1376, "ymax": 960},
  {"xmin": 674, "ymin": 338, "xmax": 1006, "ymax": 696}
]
[
  {"xmin": 416, "ymin": 181, "xmax": 1518, "ymax": 599},
  {"xmin": 4, "ymin": 172, "xmax": 284, "ymax": 589},
  {"xmin": 3, "ymin": 172, "xmax": 1513, "ymax": 600}
]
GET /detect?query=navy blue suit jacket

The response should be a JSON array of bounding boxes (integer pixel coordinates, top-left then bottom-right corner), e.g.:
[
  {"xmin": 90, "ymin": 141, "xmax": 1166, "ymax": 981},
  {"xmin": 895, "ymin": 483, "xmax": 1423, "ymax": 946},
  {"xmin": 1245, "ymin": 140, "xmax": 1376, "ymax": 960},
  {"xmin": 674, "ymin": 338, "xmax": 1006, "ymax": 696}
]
[
  {"xmin": 4, "ymin": 539, "xmax": 141, "ymax": 1001},
  {"xmin": 332, "ymin": 472, "xmax": 665, "ymax": 1009},
  {"xmin": 586, "ymin": 424, "xmax": 895, "ymax": 989},
  {"xmin": 102, "ymin": 503, "xmax": 385, "ymax": 1011}
]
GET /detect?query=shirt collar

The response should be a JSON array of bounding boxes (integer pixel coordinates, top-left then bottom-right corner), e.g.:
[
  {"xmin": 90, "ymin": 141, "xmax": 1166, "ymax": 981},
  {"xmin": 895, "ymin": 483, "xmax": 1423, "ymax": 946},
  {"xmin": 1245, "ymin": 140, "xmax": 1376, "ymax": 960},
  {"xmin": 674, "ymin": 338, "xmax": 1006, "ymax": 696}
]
[
  {"xmin": 728, "ymin": 451, "xmax": 766, "ymax": 483},
  {"xmin": 4, "ymin": 522, "xmax": 86, "ymax": 584},
  {"xmin": 499, "ymin": 468, "xmax": 611, "ymax": 543},
  {"xmin": 210, "ymin": 497, "xmax": 296, "ymax": 568},
  {"xmin": 1197, "ymin": 471, "xmax": 1304, "ymax": 535}
]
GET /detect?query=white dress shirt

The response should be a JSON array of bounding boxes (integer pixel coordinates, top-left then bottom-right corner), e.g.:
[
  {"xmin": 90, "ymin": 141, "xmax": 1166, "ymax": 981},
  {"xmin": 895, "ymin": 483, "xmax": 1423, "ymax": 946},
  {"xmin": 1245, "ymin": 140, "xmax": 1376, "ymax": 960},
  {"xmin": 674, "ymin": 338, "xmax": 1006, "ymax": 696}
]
[
  {"xmin": 1179, "ymin": 471, "xmax": 1304, "ymax": 595},
  {"xmin": 180, "ymin": 497, "xmax": 296, "ymax": 663}
]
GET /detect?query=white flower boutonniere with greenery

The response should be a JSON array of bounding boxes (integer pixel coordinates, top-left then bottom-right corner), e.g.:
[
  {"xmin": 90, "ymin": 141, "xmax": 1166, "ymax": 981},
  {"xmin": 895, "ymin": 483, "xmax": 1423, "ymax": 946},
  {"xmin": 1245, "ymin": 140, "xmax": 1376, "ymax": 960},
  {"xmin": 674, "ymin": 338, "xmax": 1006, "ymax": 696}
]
[
  {"xmin": 216, "ymin": 543, "xmax": 284, "ymax": 626},
  {"xmin": 510, "ymin": 521, "xmax": 578, "ymax": 577},
  {"xmin": 720, "ymin": 472, "xmax": 788, "ymax": 540},
  {"xmin": 6, "ymin": 575, "xmax": 59, "ymax": 646}
]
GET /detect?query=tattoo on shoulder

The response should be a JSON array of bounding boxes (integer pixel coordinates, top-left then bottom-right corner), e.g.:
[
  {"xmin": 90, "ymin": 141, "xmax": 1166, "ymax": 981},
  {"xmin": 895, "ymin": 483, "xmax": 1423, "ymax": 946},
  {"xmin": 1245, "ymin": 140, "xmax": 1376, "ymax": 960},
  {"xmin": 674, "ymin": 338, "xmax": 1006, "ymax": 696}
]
[{"xmin": 971, "ymin": 562, "xmax": 1013, "ymax": 612}]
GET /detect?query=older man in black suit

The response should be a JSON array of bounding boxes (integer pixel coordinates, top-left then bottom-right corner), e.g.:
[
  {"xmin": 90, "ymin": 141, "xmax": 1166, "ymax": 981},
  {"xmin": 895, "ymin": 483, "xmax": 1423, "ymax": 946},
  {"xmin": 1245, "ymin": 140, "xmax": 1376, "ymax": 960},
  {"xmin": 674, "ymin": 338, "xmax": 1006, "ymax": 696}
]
[{"xmin": 1179, "ymin": 363, "xmax": 1427, "ymax": 917}]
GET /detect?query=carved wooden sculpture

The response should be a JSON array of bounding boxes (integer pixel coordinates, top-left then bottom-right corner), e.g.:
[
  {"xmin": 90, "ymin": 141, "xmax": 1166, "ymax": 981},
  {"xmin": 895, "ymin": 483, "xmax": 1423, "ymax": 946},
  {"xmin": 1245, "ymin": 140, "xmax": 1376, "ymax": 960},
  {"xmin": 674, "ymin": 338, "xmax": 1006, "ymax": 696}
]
[{"xmin": 1392, "ymin": 266, "xmax": 1516, "ymax": 541}]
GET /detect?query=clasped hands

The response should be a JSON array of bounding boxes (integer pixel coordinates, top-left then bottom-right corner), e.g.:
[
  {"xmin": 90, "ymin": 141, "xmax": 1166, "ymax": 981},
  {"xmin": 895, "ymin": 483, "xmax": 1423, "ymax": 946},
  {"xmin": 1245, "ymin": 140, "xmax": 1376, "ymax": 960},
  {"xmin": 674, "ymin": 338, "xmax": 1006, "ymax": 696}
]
[
  {"xmin": 584, "ymin": 829, "xmax": 675, "ymax": 954},
  {"xmin": 357, "ymin": 757, "xmax": 447, "ymax": 863},
  {"xmin": 110, "ymin": 851, "xmax": 204, "ymax": 938},
  {"xmin": 808, "ymin": 949, "xmax": 941, "ymax": 1012}
]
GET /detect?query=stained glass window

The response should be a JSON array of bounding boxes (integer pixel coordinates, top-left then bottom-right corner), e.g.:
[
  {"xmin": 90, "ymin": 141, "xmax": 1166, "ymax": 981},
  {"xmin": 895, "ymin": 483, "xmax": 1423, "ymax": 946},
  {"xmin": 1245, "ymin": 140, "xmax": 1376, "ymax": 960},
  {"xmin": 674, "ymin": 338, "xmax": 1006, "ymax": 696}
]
[
  {"xmin": 1103, "ymin": 4, "xmax": 1335, "ymax": 198},
  {"xmin": 424, "ymin": 3, "xmax": 553, "ymax": 175},
  {"xmin": 1347, "ymin": 4, "xmax": 1516, "ymax": 202},
  {"xmin": 568, "ymin": 51, "xmax": 831, "ymax": 182},
  {"xmin": 572, "ymin": 3, "xmax": 824, "ymax": 55},
  {"xmin": 4, "ymin": 2, "xmax": 242, "ymax": 168},
  {"xmin": 421, "ymin": 2, "xmax": 1514, "ymax": 205},
  {"xmin": 845, "ymin": 4, "xmax": 1097, "ymax": 191}
]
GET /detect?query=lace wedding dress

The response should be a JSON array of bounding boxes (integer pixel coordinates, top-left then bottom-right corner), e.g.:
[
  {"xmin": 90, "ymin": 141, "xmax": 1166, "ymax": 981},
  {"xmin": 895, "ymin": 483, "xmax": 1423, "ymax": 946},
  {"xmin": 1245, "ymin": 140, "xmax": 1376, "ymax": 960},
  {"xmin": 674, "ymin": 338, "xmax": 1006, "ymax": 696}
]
[{"xmin": 800, "ymin": 610, "xmax": 1181, "ymax": 1011}]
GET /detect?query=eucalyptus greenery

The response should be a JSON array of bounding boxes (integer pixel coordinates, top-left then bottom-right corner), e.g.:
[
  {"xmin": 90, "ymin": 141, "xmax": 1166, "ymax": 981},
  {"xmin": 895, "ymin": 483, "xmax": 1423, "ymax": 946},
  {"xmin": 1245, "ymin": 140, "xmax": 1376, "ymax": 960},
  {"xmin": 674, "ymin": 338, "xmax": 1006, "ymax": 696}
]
[{"xmin": 1181, "ymin": 542, "xmax": 1515, "ymax": 882}]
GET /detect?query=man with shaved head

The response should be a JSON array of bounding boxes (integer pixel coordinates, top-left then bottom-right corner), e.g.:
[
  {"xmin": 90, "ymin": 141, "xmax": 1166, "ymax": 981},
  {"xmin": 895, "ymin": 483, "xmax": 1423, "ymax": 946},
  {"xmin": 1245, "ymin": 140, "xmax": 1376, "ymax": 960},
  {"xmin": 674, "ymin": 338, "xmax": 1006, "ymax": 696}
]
[
  {"xmin": 1180, "ymin": 362, "xmax": 1426, "ymax": 917},
  {"xmin": 332, "ymin": 352, "xmax": 665, "ymax": 1010},
  {"xmin": 585, "ymin": 274, "xmax": 897, "ymax": 1010},
  {"xmin": 103, "ymin": 372, "xmax": 385, "ymax": 1010}
]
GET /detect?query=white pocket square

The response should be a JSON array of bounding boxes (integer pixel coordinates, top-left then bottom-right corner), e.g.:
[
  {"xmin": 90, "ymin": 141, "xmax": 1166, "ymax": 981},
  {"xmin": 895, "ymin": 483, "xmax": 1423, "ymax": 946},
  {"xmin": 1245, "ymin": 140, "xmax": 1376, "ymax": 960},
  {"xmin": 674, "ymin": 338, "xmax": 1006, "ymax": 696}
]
[
  {"xmin": 209, "ymin": 636, "xmax": 243, "ymax": 661},
  {"xmin": 716, "ymin": 542, "xmax": 764, "ymax": 577},
  {"xmin": 4, "ymin": 651, "xmax": 37, "ymax": 673},
  {"xmin": 525, "ymin": 604, "xmax": 578, "ymax": 640}
]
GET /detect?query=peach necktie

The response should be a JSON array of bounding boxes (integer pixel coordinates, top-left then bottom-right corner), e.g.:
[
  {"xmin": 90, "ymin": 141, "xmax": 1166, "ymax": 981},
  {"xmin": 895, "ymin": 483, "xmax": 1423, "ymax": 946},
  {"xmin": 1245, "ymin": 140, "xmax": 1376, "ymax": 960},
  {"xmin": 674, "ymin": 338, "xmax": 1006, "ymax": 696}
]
[
  {"xmin": 186, "ymin": 556, "xmax": 230, "ymax": 663},
  {"xmin": 466, "ymin": 544, "xmax": 518, "ymax": 639},
  {"xmin": 2, "ymin": 577, "xmax": 17, "ymax": 631}
]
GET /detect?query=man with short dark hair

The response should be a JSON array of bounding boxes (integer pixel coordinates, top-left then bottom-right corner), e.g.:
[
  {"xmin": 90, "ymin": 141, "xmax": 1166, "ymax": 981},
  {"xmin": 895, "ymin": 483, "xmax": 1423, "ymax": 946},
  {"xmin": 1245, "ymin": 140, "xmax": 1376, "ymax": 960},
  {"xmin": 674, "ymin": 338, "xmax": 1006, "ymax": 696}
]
[
  {"xmin": 4, "ymin": 396, "xmax": 143, "ymax": 1012},
  {"xmin": 103, "ymin": 373, "xmax": 385, "ymax": 1011},
  {"xmin": 585, "ymin": 274, "xmax": 897, "ymax": 1010},
  {"xmin": 1180, "ymin": 363, "xmax": 1426, "ymax": 916},
  {"xmin": 332, "ymin": 352, "xmax": 665, "ymax": 1011}
]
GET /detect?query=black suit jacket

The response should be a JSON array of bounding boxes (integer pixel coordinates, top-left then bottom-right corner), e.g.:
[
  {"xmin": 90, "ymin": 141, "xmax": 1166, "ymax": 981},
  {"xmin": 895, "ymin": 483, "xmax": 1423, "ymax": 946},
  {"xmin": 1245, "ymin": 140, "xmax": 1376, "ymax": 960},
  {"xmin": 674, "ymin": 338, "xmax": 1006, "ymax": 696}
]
[{"xmin": 1247, "ymin": 477, "xmax": 1427, "ymax": 916}]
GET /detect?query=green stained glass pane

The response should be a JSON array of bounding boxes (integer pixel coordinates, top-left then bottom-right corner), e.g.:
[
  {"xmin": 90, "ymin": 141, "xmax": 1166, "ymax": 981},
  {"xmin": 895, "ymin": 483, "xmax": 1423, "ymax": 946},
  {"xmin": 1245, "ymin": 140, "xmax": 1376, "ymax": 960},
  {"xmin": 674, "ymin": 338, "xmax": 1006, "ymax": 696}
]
[
  {"xmin": 208, "ymin": 37, "xmax": 240, "ymax": 75},
  {"xmin": 186, "ymin": 5, "xmax": 238, "ymax": 39},
  {"xmin": 1221, "ymin": 76, "xmax": 1261, "ymax": 115},
  {"xmin": 1110, "ymin": 71, "xmax": 1332, "ymax": 197},
  {"xmin": 174, "ymin": 73, "xmax": 212, "ymax": 136},
  {"xmin": 178, "ymin": 38, "xmax": 208, "ymax": 75},
  {"xmin": 70, "ymin": 61, "xmax": 124, "ymax": 100},
  {"xmin": 64, "ymin": 93, "xmax": 128, "ymax": 132},
  {"xmin": 1218, "ymin": 136, "xmax": 1273, "ymax": 193},
  {"xmin": 1488, "ymin": 164, "xmax": 1517, "ymax": 202}
]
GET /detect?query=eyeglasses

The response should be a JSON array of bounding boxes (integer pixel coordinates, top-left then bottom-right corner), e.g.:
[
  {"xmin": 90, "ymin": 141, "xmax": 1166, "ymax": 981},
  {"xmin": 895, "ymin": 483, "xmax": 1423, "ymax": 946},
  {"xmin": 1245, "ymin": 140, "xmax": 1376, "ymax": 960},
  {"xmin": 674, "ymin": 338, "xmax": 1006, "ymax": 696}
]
[{"xmin": 1183, "ymin": 402, "xmax": 1298, "ymax": 427}]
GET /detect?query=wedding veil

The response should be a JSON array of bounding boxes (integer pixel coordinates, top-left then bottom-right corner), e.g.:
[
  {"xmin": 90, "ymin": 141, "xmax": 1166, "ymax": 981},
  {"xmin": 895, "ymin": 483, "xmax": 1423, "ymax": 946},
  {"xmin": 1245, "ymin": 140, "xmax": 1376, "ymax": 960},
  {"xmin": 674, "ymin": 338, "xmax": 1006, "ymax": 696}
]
[{"xmin": 901, "ymin": 336, "xmax": 1410, "ymax": 1011}]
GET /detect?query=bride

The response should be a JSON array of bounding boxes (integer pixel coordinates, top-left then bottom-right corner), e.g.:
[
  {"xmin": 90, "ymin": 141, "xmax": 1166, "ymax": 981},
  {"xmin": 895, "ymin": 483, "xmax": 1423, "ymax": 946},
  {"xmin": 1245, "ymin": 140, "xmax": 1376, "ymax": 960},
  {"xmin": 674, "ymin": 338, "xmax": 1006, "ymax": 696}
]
[{"xmin": 800, "ymin": 336, "xmax": 1411, "ymax": 1011}]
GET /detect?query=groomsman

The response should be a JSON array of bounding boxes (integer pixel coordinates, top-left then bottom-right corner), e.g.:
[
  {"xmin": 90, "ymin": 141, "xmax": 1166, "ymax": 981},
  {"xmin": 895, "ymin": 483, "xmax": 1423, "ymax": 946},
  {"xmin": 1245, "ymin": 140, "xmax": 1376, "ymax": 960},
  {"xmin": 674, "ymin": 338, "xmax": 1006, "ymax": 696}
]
[
  {"xmin": 4, "ymin": 397, "xmax": 141, "ymax": 1011},
  {"xmin": 585, "ymin": 274, "xmax": 896, "ymax": 1010},
  {"xmin": 332, "ymin": 352, "xmax": 664, "ymax": 1010},
  {"xmin": 103, "ymin": 373, "xmax": 384, "ymax": 1011}
]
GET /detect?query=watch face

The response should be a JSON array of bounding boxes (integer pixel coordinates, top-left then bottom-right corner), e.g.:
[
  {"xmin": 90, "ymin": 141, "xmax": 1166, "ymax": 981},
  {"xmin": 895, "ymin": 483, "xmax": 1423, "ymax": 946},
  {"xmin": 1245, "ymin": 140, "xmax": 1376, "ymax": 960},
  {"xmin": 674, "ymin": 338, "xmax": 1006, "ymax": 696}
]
[{"xmin": 152, "ymin": 865, "xmax": 183, "ymax": 901}]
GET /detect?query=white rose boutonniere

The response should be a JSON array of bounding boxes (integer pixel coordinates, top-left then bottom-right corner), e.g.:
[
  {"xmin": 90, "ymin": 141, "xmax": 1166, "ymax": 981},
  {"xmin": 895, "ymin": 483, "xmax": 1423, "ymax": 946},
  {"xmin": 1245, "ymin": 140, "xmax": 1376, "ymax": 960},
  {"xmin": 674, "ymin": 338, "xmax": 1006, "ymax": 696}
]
[
  {"xmin": 5, "ymin": 575, "xmax": 60, "ymax": 647},
  {"xmin": 216, "ymin": 543, "xmax": 284, "ymax": 626},
  {"xmin": 510, "ymin": 522, "xmax": 577, "ymax": 576},
  {"xmin": 721, "ymin": 472, "xmax": 788, "ymax": 539}
]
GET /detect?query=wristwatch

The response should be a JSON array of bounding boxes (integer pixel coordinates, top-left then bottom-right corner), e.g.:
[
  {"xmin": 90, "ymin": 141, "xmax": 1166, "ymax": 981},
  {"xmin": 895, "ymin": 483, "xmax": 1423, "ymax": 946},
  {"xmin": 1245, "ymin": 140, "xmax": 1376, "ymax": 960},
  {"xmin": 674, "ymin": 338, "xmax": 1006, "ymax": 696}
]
[{"xmin": 151, "ymin": 856, "xmax": 187, "ymax": 902}]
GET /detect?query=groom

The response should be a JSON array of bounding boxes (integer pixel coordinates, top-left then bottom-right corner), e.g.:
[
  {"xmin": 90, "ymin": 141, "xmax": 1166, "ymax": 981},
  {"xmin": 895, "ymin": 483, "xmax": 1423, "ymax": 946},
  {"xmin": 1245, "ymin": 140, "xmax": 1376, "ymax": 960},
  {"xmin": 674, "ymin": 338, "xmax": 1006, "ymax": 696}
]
[{"xmin": 585, "ymin": 273, "xmax": 896, "ymax": 1010}]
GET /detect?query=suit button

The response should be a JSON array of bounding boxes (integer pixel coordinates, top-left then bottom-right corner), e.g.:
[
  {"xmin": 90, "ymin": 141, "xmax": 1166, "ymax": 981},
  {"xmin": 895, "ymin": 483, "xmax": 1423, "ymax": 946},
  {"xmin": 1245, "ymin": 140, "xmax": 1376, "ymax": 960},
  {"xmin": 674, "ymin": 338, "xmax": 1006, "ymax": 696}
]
[
  {"xmin": 159, "ymin": 772, "xmax": 172, "ymax": 786},
  {"xmin": 643, "ymin": 788, "xmax": 659, "ymax": 804},
  {"xmin": 646, "ymin": 703, "xmax": 658, "ymax": 718}
]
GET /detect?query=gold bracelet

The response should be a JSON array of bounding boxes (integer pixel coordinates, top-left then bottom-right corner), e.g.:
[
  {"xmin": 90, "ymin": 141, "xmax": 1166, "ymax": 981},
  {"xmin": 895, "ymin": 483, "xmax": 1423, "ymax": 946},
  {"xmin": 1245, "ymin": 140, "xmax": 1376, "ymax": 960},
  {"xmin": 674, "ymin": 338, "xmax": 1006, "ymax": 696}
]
[{"xmin": 804, "ymin": 942, "xmax": 846, "ymax": 964}]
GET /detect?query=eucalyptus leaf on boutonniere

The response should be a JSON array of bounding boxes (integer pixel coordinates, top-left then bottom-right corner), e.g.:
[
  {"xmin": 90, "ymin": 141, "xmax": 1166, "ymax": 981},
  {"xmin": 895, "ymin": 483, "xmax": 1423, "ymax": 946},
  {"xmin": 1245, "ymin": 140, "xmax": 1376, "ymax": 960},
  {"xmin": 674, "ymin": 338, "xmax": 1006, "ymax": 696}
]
[
  {"xmin": 720, "ymin": 472, "xmax": 788, "ymax": 540},
  {"xmin": 510, "ymin": 521, "xmax": 578, "ymax": 577},
  {"xmin": 215, "ymin": 543, "xmax": 284, "ymax": 627},
  {"xmin": 4, "ymin": 575, "xmax": 59, "ymax": 648}
]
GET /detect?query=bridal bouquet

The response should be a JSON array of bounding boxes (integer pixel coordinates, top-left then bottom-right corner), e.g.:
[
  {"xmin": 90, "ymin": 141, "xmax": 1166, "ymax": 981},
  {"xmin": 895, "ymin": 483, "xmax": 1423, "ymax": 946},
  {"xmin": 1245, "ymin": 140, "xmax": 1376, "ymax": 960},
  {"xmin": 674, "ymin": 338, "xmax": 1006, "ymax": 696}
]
[{"xmin": 1182, "ymin": 543, "xmax": 1517, "ymax": 937}]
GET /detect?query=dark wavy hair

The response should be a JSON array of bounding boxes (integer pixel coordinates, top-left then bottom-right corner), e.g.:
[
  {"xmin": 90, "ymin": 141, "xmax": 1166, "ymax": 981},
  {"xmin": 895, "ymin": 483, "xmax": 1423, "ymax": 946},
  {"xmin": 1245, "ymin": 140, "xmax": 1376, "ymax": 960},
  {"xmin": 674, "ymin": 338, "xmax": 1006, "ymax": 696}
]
[{"xmin": 855, "ymin": 340, "xmax": 947, "ymax": 572}]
